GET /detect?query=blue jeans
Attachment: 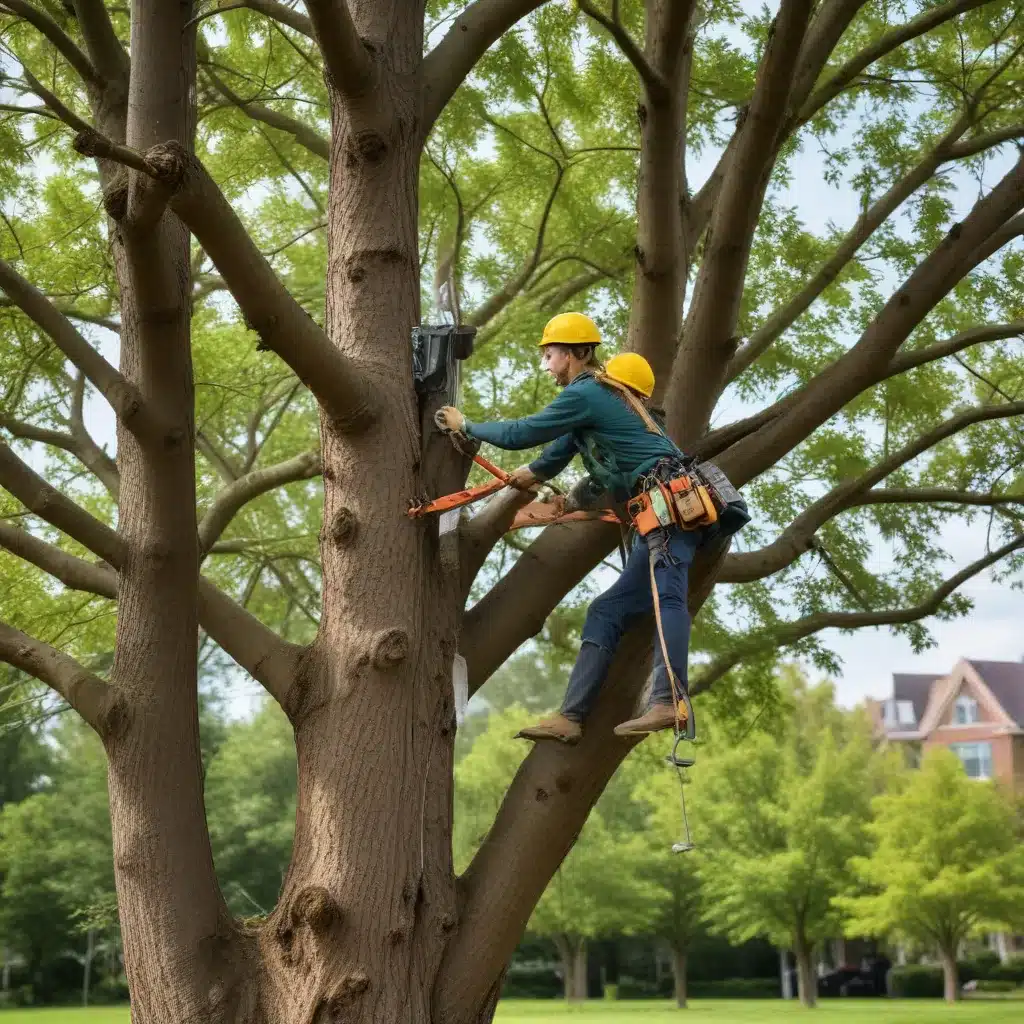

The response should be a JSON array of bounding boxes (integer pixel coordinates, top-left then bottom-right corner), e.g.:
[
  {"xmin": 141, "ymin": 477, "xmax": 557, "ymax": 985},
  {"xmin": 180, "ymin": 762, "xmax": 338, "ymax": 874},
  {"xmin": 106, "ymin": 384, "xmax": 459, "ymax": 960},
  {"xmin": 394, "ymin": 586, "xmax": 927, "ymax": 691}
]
[{"xmin": 560, "ymin": 526, "xmax": 709, "ymax": 723}]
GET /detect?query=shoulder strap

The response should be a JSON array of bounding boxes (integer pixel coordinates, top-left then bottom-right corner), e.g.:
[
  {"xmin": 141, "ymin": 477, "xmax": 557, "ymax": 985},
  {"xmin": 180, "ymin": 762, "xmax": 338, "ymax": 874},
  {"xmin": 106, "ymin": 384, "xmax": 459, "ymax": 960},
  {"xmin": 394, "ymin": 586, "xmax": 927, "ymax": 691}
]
[{"xmin": 594, "ymin": 372, "xmax": 665, "ymax": 436}]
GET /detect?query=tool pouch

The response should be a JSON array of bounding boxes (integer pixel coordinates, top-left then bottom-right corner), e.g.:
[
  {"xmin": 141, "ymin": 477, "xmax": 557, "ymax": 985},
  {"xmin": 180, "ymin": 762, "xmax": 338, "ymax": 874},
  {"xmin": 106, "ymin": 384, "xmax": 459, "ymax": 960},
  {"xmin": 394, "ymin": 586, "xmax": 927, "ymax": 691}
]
[
  {"xmin": 667, "ymin": 474, "xmax": 718, "ymax": 529},
  {"xmin": 627, "ymin": 480, "xmax": 675, "ymax": 536}
]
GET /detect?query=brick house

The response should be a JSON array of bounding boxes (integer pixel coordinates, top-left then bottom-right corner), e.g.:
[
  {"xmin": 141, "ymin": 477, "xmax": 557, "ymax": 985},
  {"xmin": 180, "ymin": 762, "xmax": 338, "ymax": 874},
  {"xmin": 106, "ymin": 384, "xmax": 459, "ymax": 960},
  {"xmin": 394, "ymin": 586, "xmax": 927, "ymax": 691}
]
[
  {"xmin": 867, "ymin": 658, "xmax": 1024, "ymax": 789},
  {"xmin": 867, "ymin": 657, "xmax": 1024, "ymax": 964}
]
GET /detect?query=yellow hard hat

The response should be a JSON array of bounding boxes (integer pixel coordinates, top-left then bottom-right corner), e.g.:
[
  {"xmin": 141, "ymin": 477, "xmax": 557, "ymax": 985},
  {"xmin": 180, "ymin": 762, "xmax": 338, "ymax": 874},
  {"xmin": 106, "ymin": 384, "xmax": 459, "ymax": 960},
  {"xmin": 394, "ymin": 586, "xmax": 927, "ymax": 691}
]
[
  {"xmin": 540, "ymin": 312, "xmax": 602, "ymax": 347},
  {"xmin": 604, "ymin": 352, "xmax": 655, "ymax": 398}
]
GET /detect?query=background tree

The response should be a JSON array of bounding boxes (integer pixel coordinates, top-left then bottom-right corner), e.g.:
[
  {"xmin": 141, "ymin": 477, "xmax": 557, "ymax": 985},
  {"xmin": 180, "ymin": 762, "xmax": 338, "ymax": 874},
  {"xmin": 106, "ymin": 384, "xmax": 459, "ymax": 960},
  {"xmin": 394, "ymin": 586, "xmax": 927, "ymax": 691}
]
[
  {"xmin": 0, "ymin": 1, "xmax": 1023, "ymax": 1021},
  {"xmin": 692, "ymin": 678, "xmax": 879, "ymax": 1006},
  {"xmin": 838, "ymin": 747, "xmax": 1024, "ymax": 1003},
  {"xmin": 0, "ymin": 717, "xmax": 115, "ymax": 1005}
]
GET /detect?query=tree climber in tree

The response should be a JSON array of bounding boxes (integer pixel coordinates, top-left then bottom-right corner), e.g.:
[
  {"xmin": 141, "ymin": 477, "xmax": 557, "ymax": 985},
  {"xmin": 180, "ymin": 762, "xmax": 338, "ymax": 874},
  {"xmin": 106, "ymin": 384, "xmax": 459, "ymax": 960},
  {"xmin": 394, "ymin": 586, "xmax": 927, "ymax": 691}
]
[{"xmin": 438, "ymin": 312, "xmax": 745, "ymax": 745}]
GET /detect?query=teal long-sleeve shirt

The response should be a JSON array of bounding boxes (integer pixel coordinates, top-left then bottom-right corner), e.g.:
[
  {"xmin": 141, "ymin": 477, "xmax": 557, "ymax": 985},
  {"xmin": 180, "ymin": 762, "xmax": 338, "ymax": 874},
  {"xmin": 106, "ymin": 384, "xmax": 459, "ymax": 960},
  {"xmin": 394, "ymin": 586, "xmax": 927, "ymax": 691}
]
[{"xmin": 463, "ymin": 374, "xmax": 683, "ymax": 498}]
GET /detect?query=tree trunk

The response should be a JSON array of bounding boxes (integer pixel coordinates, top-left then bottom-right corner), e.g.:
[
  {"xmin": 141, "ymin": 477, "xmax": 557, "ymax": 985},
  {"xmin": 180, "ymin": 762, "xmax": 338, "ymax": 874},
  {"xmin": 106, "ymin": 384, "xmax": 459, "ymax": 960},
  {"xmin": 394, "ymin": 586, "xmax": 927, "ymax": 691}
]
[
  {"xmin": 1, "ymin": 947, "xmax": 9, "ymax": 996},
  {"xmin": 553, "ymin": 936, "xmax": 587, "ymax": 1002},
  {"xmin": 572, "ymin": 942, "xmax": 588, "ymax": 1001},
  {"xmin": 794, "ymin": 940, "xmax": 817, "ymax": 1008},
  {"xmin": 940, "ymin": 948, "xmax": 960, "ymax": 1003},
  {"xmin": 671, "ymin": 947, "xmax": 688, "ymax": 1008}
]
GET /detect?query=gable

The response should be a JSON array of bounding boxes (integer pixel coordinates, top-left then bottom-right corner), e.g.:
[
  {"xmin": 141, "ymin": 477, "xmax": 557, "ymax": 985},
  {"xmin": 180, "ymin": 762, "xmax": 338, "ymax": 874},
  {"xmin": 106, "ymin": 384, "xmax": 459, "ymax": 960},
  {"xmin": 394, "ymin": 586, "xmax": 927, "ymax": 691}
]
[{"xmin": 920, "ymin": 660, "xmax": 1018, "ymax": 735}]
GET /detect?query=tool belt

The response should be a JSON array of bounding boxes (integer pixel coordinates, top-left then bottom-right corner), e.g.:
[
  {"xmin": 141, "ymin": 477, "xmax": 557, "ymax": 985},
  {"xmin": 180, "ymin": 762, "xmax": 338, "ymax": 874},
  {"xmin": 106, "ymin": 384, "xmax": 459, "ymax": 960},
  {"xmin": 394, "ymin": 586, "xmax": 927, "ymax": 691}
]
[{"xmin": 626, "ymin": 461, "xmax": 741, "ymax": 537}]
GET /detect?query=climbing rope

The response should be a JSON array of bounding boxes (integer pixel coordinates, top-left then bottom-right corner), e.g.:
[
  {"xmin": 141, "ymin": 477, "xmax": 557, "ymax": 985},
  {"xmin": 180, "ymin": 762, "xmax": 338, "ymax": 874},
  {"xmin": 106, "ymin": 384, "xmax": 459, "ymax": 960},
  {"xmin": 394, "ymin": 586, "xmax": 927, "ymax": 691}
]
[{"xmin": 648, "ymin": 542, "xmax": 695, "ymax": 854}]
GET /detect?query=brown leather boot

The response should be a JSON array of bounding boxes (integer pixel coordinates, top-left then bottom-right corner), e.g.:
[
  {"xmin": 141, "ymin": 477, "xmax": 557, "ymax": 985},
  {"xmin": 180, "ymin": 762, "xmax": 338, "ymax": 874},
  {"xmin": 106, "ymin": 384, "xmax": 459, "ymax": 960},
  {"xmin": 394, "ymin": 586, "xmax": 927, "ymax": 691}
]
[
  {"xmin": 614, "ymin": 701, "xmax": 685, "ymax": 736},
  {"xmin": 515, "ymin": 713, "xmax": 582, "ymax": 745}
]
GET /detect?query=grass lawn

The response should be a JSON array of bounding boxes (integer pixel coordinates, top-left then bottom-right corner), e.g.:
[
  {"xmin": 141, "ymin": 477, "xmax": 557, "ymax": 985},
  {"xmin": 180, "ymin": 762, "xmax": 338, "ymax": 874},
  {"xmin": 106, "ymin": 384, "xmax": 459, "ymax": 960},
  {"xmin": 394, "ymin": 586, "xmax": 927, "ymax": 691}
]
[{"xmin": 3, "ymin": 1001, "xmax": 1024, "ymax": 1023}]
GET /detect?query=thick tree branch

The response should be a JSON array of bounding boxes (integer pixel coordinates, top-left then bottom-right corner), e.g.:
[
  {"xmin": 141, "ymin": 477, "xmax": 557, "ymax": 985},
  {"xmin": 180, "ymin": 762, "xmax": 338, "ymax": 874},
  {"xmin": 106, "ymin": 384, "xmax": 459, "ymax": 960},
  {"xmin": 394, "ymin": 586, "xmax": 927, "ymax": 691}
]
[
  {"xmin": 795, "ymin": 0, "xmax": 999, "ymax": 126},
  {"xmin": 0, "ymin": 0, "xmax": 100, "ymax": 87},
  {"xmin": 198, "ymin": 450, "xmax": 321, "ymax": 554},
  {"xmin": 887, "ymin": 321, "xmax": 1024, "ymax": 377},
  {"xmin": 628, "ymin": 0, "xmax": 696, "ymax": 387},
  {"xmin": 0, "ymin": 621, "xmax": 116, "ymax": 734},
  {"xmin": 0, "ymin": 256, "xmax": 168, "ymax": 443},
  {"xmin": 463, "ymin": 522, "xmax": 616, "ymax": 695},
  {"xmin": 439, "ymin": 539, "xmax": 726, "ymax": 1022},
  {"xmin": 19, "ymin": 66, "xmax": 95, "ymax": 135},
  {"xmin": 669, "ymin": 0, "xmax": 815, "ymax": 441},
  {"xmin": 0, "ymin": 520, "xmax": 117, "ymax": 598},
  {"xmin": 96, "ymin": 139, "xmax": 373, "ymax": 430},
  {"xmin": 70, "ymin": 0, "xmax": 130, "ymax": 82},
  {"xmin": 0, "ymin": 435, "xmax": 303, "ymax": 708},
  {"xmin": 578, "ymin": 0, "xmax": 668, "ymax": 101},
  {"xmin": 0, "ymin": 410, "xmax": 120, "ymax": 498},
  {"xmin": 721, "ymin": 399, "xmax": 1024, "ymax": 583},
  {"xmin": 722, "ymin": 155, "xmax": 1024, "ymax": 488},
  {"xmin": 196, "ymin": 579, "xmax": 305, "ymax": 716},
  {"xmin": 422, "ymin": 0, "xmax": 551, "ymax": 135},
  {"xmin": 727, "ymin": 111, "xmax": 982, "ymax": 380},
  {"xmin": 948, "ymin": 123, "xmax": 1024, "ymax": 160},
  {"xmin": 697, "ymin": 533, "xmax": 1024, "ymax": 692},
  {"xmin": 703, "ymin": 320, "xmax": 1024, "ymax": 467},
  {"xmin": 240, "ymin": 0, "xmax": 313, "ymax": 36},
  {"xmin": 788, "ymin": 0, "xmax": 870, "ymax": 109},
  {"xmin": 304, "ymin": 0, "xmax": 374, "ymax": 100},
  {"xmin": 0, "ymin": 438, "xmax": 124, "ymax": 565},
  {"xmin": 856, "ymin": 487, "xmax": 1024, "ymax": 509},
  {"xmin": 201, "ymin": 64, "xmax": 329, "ymax": 161}
]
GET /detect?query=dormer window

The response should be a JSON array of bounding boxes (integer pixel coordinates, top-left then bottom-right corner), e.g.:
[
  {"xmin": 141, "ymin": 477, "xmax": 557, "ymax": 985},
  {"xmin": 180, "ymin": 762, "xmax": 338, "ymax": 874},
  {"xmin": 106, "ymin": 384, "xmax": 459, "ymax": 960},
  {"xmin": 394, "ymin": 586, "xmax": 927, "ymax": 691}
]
[
  {"xmin": 953, "ymin": 695, "xmax": 979, "ymax": 725},
  {"xmin": 883, "ymin": 699, "xmax": 916, "ymax": 728}
]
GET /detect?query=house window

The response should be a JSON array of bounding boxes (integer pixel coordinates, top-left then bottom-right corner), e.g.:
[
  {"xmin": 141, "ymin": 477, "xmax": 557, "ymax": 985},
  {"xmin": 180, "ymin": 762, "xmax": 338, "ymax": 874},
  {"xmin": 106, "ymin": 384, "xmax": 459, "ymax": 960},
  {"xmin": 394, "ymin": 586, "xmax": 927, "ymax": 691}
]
[
  {"xmin": 953, "ymin": 695, "xmax": 980, "ymax": 725},
  {"xmin": 950, "ymin": 742, "xmax": 993, "ymax": 780},
  {"xmin": 884, "ymin": 699, "xmax": 916, "ymax": 728}
]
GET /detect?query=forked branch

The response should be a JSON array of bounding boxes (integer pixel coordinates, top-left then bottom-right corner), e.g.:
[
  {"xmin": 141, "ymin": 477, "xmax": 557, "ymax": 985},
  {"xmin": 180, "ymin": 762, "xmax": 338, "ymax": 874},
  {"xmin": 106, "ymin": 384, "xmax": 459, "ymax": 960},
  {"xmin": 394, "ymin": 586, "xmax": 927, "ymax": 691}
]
[
  {"xmin": 722, "ymin": 154, "xmax": 1024, "ymax": 487},
  {"xmin": 73, "ymin": 133, "xmax": 372, "ymax": 430},
  {"xmin": 720, "ymin": 400, "xmax": 1024, "ymax": 583},
  {"xmin": 0, "ymin": 440, "xmax": 302, "ymax": 709},
  {"xmin": 422, "ymin": 0, "xmax": 552, "ymax": 134},
  {"xmin": 0, "ymin": 620, "xmax": 117, "ymax": 734},
  {"xmin": 305, "ymin": 0, "xmax": 374, "ymax": 100},
  {"xmin": 578, "ymin": 0, "xmax": 668, "ymax": 101},
  {"xmin": 0, "ymin": 0, "xmax": 100, "ymax": 87}
]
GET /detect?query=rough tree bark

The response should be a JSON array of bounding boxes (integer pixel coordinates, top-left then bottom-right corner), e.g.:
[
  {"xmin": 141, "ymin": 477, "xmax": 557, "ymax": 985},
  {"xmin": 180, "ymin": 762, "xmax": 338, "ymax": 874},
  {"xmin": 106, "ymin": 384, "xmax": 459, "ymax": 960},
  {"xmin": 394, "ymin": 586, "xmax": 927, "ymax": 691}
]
[{"xmin": 1, "ymin": 1, "xmax": 1023, "ymax": 1023}]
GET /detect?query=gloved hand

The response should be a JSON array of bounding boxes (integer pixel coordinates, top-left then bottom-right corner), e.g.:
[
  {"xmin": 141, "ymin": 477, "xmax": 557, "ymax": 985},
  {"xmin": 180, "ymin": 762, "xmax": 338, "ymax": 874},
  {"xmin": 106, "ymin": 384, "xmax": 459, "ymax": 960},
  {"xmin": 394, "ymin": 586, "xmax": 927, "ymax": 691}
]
[
  {"xmin": 435, "ymin": 406, "xmax": 465, "ymax": 433},
  {"xmin": 507, "ymin": 466, "xmax": 538, "ymax": 491}
]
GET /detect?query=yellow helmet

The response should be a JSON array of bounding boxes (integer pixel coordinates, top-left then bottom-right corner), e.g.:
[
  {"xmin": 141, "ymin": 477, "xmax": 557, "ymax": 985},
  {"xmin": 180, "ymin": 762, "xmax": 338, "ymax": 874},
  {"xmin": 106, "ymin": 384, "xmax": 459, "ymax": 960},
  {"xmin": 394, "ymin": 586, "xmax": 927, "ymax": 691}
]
[
  {"xmin": 604, "ymin": 352, "xmax": 655, "ymax": 398},
  {"xmin": 540, "ymin": 312, "xmax": 602, "ymax": 348}
]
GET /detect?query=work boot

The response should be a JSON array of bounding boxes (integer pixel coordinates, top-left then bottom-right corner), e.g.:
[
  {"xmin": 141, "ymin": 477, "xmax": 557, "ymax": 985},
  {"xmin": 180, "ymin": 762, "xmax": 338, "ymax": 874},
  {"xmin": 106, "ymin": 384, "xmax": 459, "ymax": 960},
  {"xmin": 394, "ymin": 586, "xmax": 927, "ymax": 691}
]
[
  {"xmin": 614, "ymin": 701, "xmax": 685, "ymax": 736},
  {"xmin": 515, "ymin": 713, "xmax": 582, "ymax": 745}
]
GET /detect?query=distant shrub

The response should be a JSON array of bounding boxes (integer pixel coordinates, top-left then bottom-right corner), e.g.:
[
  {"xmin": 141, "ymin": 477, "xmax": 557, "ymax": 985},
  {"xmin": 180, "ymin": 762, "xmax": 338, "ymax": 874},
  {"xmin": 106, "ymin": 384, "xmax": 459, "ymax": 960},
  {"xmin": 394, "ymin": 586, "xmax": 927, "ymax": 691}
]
[
  {"xmin": 887, "ymin": 965, "xmax": 944, "ymax": 998},
  {"xmin": 688, "ymin": 977, "xmax": 780, "ymax": 999}
]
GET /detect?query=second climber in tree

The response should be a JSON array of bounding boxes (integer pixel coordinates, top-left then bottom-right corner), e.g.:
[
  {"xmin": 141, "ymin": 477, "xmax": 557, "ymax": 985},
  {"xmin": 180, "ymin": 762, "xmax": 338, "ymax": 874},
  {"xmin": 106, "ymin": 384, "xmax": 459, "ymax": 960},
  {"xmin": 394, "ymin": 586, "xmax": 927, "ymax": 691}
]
[{"xmin": 437, "ymin": 312, "xmax": 747, "ymax": 744}]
